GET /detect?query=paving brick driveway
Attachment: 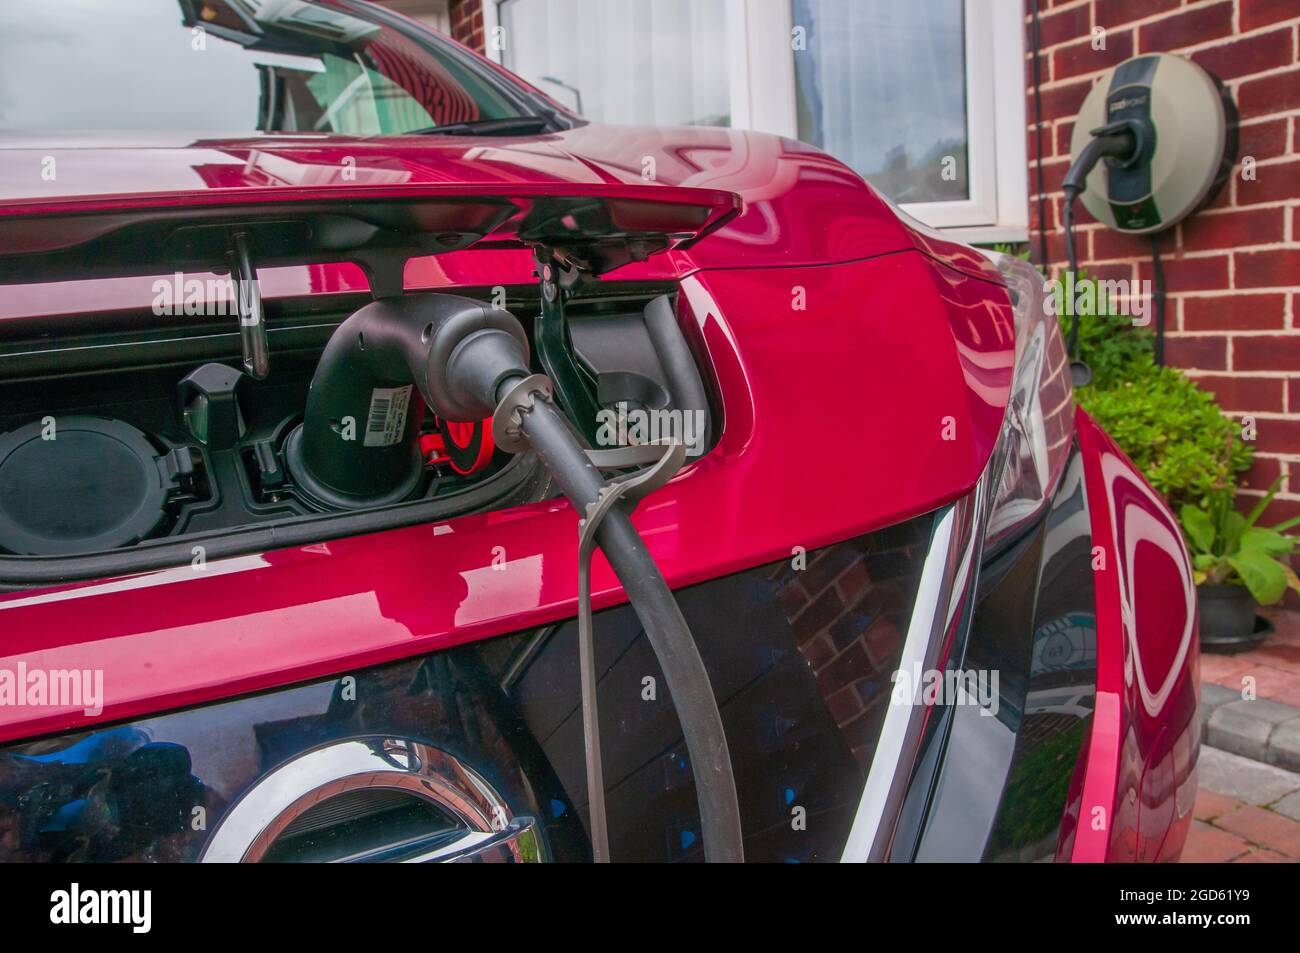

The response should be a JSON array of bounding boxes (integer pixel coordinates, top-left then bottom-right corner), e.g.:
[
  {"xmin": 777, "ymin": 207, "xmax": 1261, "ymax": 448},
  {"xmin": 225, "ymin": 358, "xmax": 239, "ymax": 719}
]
[
  {"xmin": 1200, "ymin": 608, "xmax": 1300, "ymax": 707},
  {"xmin": 1182, "ymin": 747, "xmax": 1300, "ymax": 862},
  {"xmin": 1182, "ymin": 609, "xmax": 1300, "ymax": 861}
]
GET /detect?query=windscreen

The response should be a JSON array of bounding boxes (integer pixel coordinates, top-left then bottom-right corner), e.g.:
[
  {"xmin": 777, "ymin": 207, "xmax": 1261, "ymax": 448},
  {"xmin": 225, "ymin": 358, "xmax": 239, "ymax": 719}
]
[{"xmin": 0, "ymin": 0, "xmax": 523, "ymax": 136}]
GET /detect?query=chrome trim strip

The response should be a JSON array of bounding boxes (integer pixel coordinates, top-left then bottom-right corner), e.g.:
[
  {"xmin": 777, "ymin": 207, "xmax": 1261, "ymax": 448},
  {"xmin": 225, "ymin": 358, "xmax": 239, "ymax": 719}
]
[
  {"xmin": 839, "ymin": 479, "xmax": 988, "ymax": 862},
  {"xmin": 406, "ymin": 817, "xmax": 542, "ymax": 863},
  {"xmin": 200, "ymin": 736, "xmax": 541, "ymax": 863}
]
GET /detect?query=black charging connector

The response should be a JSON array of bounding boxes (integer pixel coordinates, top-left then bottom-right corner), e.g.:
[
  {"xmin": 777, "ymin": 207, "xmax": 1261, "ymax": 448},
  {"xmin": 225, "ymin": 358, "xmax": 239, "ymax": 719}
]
[{"xmin": 290, "ymin": 292, "xmax": 745, "ymax": 862}]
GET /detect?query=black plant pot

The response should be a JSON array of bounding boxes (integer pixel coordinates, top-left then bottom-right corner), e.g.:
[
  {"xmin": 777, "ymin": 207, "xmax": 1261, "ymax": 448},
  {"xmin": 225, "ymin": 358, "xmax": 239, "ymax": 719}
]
[{"xmin": 1198, "ymin": 584, "xmax": 1267, "ymax": 652}]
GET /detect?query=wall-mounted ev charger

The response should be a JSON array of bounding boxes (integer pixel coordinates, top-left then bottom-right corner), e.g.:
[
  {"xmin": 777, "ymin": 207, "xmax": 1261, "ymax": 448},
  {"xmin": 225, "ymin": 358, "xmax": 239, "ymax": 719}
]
[{"xmin": 1058, "ymin": 53, "xmax": 1238, "ymax": 382}]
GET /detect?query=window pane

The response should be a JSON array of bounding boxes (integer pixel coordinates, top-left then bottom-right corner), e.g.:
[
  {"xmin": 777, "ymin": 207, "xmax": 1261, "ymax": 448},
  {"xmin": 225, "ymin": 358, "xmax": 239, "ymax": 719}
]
[
  {"xmin": 500, "ymin": 0, "xmax": 730, "ymax": 127},
  {"xmin": 793, "ymin": 0, "xmax": 968, "ymax": 204}
]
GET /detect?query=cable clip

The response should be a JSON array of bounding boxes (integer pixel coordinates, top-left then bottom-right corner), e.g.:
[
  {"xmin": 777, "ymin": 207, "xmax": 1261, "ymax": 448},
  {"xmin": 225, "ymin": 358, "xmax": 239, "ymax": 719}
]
[{"xmin": 574, "ymin": 439, "xmax": 686, "ymax": 862}]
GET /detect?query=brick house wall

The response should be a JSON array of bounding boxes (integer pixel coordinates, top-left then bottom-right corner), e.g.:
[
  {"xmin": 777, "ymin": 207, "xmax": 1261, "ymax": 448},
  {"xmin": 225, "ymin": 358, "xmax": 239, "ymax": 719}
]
[
  {"xmin": 1025, "ymin": 0, "xmax": 1300, "ymax": 529},
  {"xmin": 448, "ymin": 0, "xmax": 485, "ymax": 50}
]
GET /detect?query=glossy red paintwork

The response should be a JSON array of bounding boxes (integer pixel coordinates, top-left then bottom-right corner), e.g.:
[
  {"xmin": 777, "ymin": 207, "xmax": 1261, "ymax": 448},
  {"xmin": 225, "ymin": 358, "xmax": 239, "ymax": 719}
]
[
  {"xmin": 0, "ymin": 127, "xmax": 997, "ymax": 318},
  {"xmin": 0, "ymin": 251, "xmax": 1013, "ymax": 742},
  {"xmin": 0, "ymin": 38, "xmax": 1185, "ymax": 862},
  {"xmin": 1069, "ymin": 409, "xmax": 1199, "ymax": 863}
]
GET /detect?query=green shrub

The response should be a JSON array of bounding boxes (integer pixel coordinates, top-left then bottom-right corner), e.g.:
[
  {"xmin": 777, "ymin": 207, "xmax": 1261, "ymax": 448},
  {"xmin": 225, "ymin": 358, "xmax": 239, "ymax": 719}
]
[
  {"xmin": 1056, "ymin": 272, "xmax": 1252, "ymax": 513},
  {"xmin": 1079, "ymin": 368, "xmax": 1251, "ymax": 512}
]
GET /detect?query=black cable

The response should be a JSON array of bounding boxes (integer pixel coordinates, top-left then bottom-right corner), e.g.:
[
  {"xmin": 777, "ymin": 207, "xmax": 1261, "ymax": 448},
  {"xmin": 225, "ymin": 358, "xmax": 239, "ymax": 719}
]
[
  {"xmin": 1060, "ymin": 129, "xmax": 1139, "ymax": 386},
  {"xmin": 1150, "ymin": 232, "xmax": 1166, "ymax": 365},
  {"xmin": 1061, "ymin": 193, "xmax": 1094, "ymax": 387},
  {"xmin": 513, "ymin": 394, "xmax": 745, "ymax": 863},
  {"xmin": 1030, "ymin": 0, "xmax": 1049, "ymax": 269},
  {"xmin": 1063, "ymin": 196, "xmax": 1081, "ymax": 360}
]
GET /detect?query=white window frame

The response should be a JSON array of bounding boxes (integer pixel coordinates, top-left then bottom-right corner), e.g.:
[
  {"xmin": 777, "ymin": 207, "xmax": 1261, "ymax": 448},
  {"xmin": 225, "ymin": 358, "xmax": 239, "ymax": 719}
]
[{"xmin": 482, "ymin": 0, "xmax": 1026, "ymax": 243}]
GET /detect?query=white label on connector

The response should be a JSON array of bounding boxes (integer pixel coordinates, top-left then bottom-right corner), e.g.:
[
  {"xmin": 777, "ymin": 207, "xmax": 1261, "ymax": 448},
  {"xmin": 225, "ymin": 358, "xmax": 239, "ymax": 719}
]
[{"xmin": 363, "ymin": 385, "xmax": 412, "ymax": 447}]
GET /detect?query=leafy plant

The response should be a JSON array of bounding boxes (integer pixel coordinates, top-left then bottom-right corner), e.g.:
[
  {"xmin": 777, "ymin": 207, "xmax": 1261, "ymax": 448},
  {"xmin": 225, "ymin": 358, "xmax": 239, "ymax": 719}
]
[{"xmin": 1181, "ymin": 478, "xmax": 1300, "ymax": 604}]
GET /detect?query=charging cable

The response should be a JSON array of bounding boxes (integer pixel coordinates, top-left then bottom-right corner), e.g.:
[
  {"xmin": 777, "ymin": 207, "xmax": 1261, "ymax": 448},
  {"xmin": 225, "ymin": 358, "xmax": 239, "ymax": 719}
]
[{"xmin": 1060, "ymin": 122, "xmax": 1140, "ymax": 386}]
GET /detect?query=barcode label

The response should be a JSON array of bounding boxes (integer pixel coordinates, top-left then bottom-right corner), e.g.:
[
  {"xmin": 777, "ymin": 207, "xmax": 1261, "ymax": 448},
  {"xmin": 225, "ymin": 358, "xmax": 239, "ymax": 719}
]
[{"xmin": 363, "ymin": 386, "xmax": 412, "ymax": 447}]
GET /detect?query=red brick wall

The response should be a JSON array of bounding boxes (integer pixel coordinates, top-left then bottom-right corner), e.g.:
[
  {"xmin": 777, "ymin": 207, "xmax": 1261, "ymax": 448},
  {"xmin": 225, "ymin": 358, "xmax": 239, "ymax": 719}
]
[
  {"xmin": 1026, "ymin": 0, "xmax": 1300, "ymax": 526},
  {"xmin": 449, "ymin": 0, "xmax": 485, "ymax": 51}
]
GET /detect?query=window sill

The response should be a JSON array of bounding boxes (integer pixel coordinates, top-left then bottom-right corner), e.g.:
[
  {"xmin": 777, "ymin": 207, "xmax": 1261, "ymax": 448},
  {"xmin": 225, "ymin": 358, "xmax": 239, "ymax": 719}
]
[{"xmin": 939, "ymin": 224, "xmax": 1029, "ymax": 246}]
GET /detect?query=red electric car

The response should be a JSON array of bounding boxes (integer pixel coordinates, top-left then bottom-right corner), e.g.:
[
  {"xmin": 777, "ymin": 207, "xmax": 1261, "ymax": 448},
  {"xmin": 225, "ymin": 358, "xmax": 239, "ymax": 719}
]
[{"xmin": 0, "ymin": 0, "xmax": 1197, "ymax": 863}]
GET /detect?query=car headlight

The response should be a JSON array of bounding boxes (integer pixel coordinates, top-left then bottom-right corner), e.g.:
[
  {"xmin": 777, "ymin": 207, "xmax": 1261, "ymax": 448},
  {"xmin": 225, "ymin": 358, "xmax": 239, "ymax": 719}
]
[{"xmin": 979, "ymin": 250, "xmax": 1074, "ymax": 552}]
